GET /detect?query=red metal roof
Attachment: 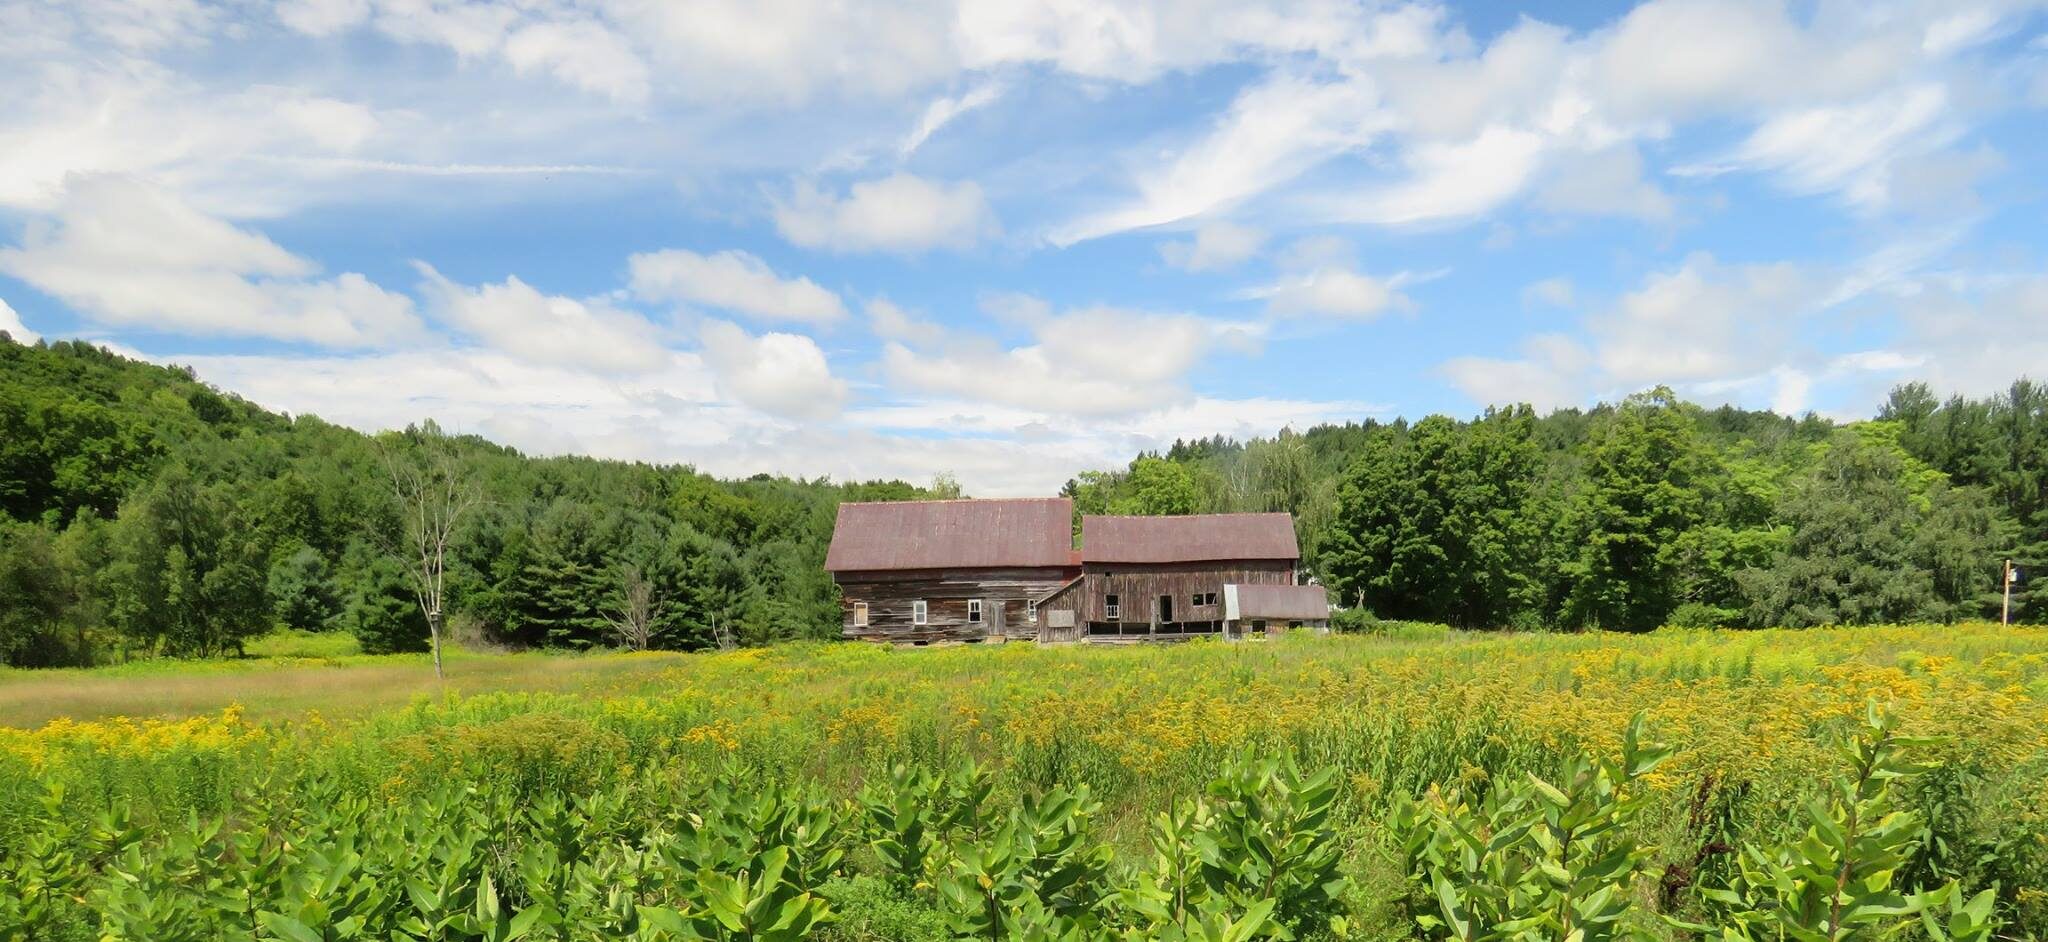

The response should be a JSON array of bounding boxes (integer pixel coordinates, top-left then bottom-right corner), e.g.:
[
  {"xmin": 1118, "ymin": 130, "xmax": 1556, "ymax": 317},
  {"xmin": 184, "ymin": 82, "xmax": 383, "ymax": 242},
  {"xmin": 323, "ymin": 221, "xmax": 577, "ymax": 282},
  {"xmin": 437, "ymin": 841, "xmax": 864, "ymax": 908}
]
[
  {"xmin": 1234, "ymin": 584, "xmax": 1329, "ymax": 620},
  {"xmin": 1081, "ymin": 512, "xmax": 1299, "ymax": 564},
  {"xmin": 825, "ymin": 498, "xmax": 1076, "ymax": 572}
]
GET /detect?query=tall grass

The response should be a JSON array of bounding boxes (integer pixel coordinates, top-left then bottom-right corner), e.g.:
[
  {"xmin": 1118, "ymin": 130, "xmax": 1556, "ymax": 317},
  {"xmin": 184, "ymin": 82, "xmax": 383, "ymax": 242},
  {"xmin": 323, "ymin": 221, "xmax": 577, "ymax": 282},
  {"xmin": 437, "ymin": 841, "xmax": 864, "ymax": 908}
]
[{"xmin": 1, "ymin": 625, "xmax": 2045, "ymax": 937}]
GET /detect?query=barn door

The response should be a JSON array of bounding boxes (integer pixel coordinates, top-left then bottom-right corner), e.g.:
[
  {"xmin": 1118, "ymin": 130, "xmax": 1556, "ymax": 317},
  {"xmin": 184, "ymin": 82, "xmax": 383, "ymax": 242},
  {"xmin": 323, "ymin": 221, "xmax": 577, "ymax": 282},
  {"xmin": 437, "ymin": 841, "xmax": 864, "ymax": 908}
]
[
  {"xmin": 1157, "ymin": 595, "xmax": 1173, "ymax": 625},
  {"xmin": 990, "ymin": 598, "xmax": 1005, "ymax": 637}
]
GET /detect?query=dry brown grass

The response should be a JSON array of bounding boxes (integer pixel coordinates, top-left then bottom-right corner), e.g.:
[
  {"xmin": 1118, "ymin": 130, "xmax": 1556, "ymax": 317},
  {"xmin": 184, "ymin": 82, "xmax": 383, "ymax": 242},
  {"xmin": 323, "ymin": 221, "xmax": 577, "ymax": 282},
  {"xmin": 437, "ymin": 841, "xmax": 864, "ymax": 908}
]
[{"xmin": 0, "ymin": 650, "xmax": 689, "ymax": 728}]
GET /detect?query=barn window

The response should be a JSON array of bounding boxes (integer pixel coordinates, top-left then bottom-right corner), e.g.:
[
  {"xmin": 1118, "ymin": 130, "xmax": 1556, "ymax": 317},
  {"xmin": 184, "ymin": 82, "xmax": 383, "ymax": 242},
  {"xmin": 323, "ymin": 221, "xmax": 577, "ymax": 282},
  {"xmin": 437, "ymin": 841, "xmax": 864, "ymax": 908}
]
[
  {"xmin": 1250, "ymin": 619, "xmax": 1267, "ymax": 634},
  {"xmin": 1105, "ymin": 594, "xmax": 1121, "ymax": 620},
  {"xmin": 968, "ymin": 599, "xmax": 982, "ymax": 623},
  {"xmin": 852, "ymin": 602, "xmax": 868, "ymax": 627},
  {"xmin": 913, "ymin": 600, "xmax": 928, "ymax": 625},
  {"xmin": 1026, "ymin": 600, "xmax": 1038, "ymax": 623}
]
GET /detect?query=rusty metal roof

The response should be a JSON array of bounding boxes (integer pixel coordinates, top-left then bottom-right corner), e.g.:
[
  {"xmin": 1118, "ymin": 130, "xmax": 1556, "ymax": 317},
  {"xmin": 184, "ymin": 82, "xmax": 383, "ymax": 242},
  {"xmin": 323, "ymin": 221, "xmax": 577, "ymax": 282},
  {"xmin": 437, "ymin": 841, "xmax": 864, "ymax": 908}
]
[
  {"xmin": 1081, "ymin": 512, "xmax": 1299, "ymax": 564},
  {"xmin": 1234, "ymin": 584, "xmax": 1329, "ymax": 620},
  {"xmin": 825, "ymin": 498, "xmax": 1076, "ymax": 572}
]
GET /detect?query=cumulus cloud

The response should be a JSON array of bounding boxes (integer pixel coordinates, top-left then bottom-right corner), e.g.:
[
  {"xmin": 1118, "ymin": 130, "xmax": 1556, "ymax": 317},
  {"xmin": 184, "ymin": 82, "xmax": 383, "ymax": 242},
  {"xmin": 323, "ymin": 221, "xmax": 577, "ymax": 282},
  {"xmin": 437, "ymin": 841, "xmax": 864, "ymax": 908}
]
[
  {"xmin": 0, "ymin": 176, "xmax": 420, "ymax": 346},
  {"xmin": 773, "ymin": 173, "xmax": 997, "ymax": 254},
  {"xmin": 1440, "ymin": 253, "xmax": 1824, "ymax": 410},
  {"xmin": 879, "ymin": 302, "xmax": 1261, "ymax": 416},
  {"xmin": 0, "ymin": 298, "xmax": 37, "ymax": 344},
  {"xmin": 697, "ymin": 319, "xmax": 848, "ymax": 420},
  {"xmin": 1531, "ymin": 145, "xmax": 1675, "ymax": 221},
  {"xmin": 866, "ymin": 298, "xmax": 947, "ymax": 346},
  {"xmin": 628, "ymin": 248, "xmax": 845, "ymax": 324},
  {"xmin": 1158, "ymin": 222, "xmax": 1265, "ymax": 272},
  {"xmin": 416, "ymin": 264, "xmax": 670, "ymax": 373}
]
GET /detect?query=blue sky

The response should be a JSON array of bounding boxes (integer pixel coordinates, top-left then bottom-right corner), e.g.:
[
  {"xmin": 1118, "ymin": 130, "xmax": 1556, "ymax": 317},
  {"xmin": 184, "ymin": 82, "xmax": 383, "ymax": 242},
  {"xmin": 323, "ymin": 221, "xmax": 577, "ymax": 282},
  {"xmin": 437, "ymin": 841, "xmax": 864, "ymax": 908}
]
[{"xmin": 2, "ymin": 0, "xmax": 2046, "ymax": 495}]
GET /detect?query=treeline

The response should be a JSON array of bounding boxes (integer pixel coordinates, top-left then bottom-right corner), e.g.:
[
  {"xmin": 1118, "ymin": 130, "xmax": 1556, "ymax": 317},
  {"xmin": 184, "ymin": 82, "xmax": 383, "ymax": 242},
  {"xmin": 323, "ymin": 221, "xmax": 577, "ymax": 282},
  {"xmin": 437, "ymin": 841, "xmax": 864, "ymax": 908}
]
[
  {"xmin": 0, "ymin": 336, "xmax": 944, "ymax": 667},
  {"xmin": 1066, "ymin": 386, "xmax": 2046, "ymax": 631},
  {"xmin": 4, "ymin": 335, "xmax": 2043, "ymax": 668}
]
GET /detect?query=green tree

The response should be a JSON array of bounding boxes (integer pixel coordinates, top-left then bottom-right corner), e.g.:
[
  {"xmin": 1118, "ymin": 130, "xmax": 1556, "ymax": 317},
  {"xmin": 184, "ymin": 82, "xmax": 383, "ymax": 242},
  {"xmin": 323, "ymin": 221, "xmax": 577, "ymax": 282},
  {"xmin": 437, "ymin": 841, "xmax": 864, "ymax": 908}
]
[
  {"xmin": 1562, "ymin": 389, "xmax": 1718, "ymax": 631},
  {"xmin": 1121, "ymin": 457, "xmax": 1199, "ymax": 516},
  {"xmin": 102, "ymin": 466, "xmax": 271, "ymax": 656},
  {"xmin": 268, "ymin": 544, "xmax": 342, "ymax": 631},
  {"xmin": 1324, "ymin": 409, "xmax": 1544, "ymax": 627},
  {"xmin": 0, "ymin": 519, "xmax": 81, "ymax": 666}
]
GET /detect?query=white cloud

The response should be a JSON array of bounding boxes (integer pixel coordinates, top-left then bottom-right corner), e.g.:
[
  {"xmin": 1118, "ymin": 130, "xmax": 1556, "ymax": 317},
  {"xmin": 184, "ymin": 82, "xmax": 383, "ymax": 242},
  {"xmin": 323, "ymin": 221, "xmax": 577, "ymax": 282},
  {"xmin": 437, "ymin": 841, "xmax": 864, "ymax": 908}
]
[
  {"xmin": 416, "ymin": 264, "xmax": 669, "ymax": 373},
  {"xmin": 1158, "ymin": 222, "xmax": 1265, "ymax": 272},
  {"xmin": 275, "ymin": 0, "xmax": 369, "ymax": 36},
  {"xmin": 1592, "ymin": 253, "xmax": 1812, "ymax": 385},
  {"xmin": 697, "ymin": 319, "xmax": 847, "ymax": 420},
  {"xmin": 1441, "ymin": 253, "xmax": 1823, "ymax": 410},
  {"xmin": 1531, "ymin": 144, "xmax": 1674, "ymax": 221},
  {"xmin": 866, "ymin": 298, "xmax": 947, "ymax": 346},
  {"xmin": 1722, "ymin": 84, "xmax": 1957, "ymax": 211},
  {"xmin": 156, "ymin": 340, "xmax": 1372, "ymax": 497},
  {"xmin": 901, "ymin": 81, "xmax": 1005, "ymax": 157},
  {"xmin": 628, "ymin": 248, "xmax": 846, "ymax": 324},
  {"xmin": 1440, "ymin": 333, "xmax": 1594, "ymax": 412},
  {"xmin": 1522, "ymin": 277, "xmax": 1574, "ymax": 309},
  {"xmin": 1887, "ymin": 275, "xmax": 2048, "ymax": 398},
  {"xmin": 1334, "ymin": 125, "xmax": 1548, "ymax": 225},
  {"xmin": 1259, "ymin": 267, "xmax": 1413, "ymax": 320},
  {"xmin": 0, "ymin": 298, "xmax": 37, "ymax": 344},
  {"xmin": 773, "ymin": 173, "xmax": 997, "ymax": 253},
  {"xmin": 1589, "ymin": 0, "xmax": 1905, "ymax": 121},
  {"xmin": 1056, "ymin": 72, "xmax": 1391, "ymax": 243},
  {"xmin": 502, "ymin": 19, "xmax": 652, "ymax": 104},
  {"xmin": 0, "ymin": 176, "xmax": 420, "ymax": 346},
  {"xmin": 881, "ymin": 303, "xmax": 1260, "ymax": 416}
]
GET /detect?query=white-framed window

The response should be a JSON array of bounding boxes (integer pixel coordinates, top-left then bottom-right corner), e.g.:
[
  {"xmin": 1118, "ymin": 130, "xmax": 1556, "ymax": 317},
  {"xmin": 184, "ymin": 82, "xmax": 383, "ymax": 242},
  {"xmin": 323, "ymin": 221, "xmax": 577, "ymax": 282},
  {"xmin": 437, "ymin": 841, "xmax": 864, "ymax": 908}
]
[
  {"xmin": 968, "ymin": 599, "xmax": 982, "ymax": 623},
  {"xmin": 1026, "ymin": 600, "xmax": 1038, "ymax": 623},
  {"xmin": 852, "ymin": 602, "xmax": 868, "ymax": 627},
  {"xmin": 1105, "ymin": 594, "xmax": 1120, "ymax": 620},
  {"xmin": 912, "ymin": 600, "xmax": 928, "ymax": 625}
]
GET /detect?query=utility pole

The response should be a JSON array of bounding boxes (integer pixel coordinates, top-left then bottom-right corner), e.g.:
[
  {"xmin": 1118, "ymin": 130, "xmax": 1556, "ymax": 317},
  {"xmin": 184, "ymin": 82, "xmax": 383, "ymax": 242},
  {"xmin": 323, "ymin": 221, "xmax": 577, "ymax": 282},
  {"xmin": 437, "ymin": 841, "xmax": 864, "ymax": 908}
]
[{"xmin": 2003, "ymin": 559, "xmax": 2015, "ymax": 627}]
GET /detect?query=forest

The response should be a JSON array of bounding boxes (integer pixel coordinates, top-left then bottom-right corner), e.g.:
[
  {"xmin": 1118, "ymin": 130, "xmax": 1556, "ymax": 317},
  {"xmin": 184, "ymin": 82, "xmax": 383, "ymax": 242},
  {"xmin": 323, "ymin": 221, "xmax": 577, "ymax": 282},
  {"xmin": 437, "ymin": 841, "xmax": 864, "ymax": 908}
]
[{"xmin": 1, "ymin": 332, "xmax": 2043, "ymax": 667}]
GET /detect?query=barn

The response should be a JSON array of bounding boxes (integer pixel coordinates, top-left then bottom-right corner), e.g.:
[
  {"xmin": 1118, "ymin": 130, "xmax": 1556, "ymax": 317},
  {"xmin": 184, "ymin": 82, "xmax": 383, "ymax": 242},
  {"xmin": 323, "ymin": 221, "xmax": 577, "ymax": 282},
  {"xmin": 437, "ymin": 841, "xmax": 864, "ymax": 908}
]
[
  {"xmin": 1035, "ymin": 512, "xmax": 1330, "ymax": 642},
  {"xmin": 826, "ymin": 498, "xmax": 1079, "ymax": 643}
]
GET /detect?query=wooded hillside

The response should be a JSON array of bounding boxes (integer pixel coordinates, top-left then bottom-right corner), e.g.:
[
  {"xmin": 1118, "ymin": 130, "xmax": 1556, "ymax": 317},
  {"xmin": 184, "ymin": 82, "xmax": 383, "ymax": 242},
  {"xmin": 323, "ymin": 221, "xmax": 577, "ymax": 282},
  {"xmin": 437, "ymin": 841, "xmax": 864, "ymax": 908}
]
[
  {"xmin": 1066, "ymin": 386, "xmax": 2046, "ymax": 631},
  {"xmin": 1, "ymin": 332, "xmax": 2042, "ymax": 667},
  {"xmin": 0, "ymin": 336, "xmax": 945, "ymax": 666}
]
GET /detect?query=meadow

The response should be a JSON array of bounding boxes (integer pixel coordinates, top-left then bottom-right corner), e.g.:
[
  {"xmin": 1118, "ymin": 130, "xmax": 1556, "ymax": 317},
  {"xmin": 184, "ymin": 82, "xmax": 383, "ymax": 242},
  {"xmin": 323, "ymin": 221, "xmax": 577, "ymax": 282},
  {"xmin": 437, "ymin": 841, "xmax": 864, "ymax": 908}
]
[{"xmin": 2, "ymin": 625, "xmax": 2046, "ymax": 940}]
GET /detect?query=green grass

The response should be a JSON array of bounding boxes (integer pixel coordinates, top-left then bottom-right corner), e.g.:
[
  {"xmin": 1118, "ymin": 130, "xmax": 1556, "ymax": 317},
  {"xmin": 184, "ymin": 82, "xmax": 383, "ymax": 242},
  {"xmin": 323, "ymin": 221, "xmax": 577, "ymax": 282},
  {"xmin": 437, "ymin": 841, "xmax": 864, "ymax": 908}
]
[
  {"xmin": 0, "ymin": 638, "xmax": 689, "ymax": 728},
  {"xmin": 241, "ymin": 627, "xmax": 365, "ymax": 659}
]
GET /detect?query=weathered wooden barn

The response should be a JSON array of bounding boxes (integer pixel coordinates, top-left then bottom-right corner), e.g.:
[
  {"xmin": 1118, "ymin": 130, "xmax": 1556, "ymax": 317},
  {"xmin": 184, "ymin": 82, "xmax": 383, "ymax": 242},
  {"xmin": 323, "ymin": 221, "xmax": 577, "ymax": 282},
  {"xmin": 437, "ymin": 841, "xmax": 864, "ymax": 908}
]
[
  {"xmin": 826, "ymin": 498, "xmax": 1079, "ymax": 643},
  {"xmin": 1036, "ymin": 512, "xmax": 1330, "ymax": 642}
]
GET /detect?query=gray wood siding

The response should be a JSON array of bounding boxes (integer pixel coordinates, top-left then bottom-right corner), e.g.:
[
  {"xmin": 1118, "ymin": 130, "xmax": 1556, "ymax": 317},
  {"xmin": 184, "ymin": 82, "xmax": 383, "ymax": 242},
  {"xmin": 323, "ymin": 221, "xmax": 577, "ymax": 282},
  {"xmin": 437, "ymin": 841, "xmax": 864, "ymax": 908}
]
[
  {"xmin": 836, "ymin": 567, "xmax": 1075, "ymax": 643},
  {"xmin": 1071, "ymin": 561, "xmax": 1295, "ymax": 626}
]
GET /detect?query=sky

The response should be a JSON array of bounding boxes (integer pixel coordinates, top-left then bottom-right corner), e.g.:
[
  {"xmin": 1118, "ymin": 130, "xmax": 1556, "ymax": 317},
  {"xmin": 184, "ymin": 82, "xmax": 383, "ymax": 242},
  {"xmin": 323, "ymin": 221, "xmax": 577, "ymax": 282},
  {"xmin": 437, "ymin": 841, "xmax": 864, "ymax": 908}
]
[{"xmin": 2, "ymin": 0, "xmax": 2046, "ymax": 496}]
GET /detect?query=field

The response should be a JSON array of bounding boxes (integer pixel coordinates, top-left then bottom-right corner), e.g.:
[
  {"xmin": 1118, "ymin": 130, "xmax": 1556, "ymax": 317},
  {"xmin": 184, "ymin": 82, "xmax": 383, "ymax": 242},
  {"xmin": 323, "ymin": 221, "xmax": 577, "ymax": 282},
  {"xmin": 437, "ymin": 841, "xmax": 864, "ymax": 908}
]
[{"xmin": 3, "ymin": 625, "xmax": 2047, "ymax": 940}]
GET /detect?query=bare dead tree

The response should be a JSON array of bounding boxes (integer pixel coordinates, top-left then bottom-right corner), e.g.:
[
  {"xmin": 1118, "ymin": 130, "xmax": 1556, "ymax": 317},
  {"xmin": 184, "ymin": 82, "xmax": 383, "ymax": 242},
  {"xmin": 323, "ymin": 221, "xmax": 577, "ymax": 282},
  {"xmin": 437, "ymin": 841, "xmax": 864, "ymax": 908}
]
[
  {"xmin": 379, "ymin": 428, "xmax": 480, "ymax": 680},
  {"xmin": 710, "ymin": 612, "xmax": 737, "ymax": 651},
  {"xmin": 604, "ymin": 565, "xmax": 656, "ymax": 651}
]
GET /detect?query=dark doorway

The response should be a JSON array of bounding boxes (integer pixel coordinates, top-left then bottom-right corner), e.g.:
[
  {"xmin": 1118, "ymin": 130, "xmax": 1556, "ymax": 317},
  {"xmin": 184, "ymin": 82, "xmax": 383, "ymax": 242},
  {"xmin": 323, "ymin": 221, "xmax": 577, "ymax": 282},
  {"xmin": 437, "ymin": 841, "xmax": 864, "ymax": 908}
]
[{"xmin": 1157, "ymin": 595, "xmax": 1173, "ymax": 624}]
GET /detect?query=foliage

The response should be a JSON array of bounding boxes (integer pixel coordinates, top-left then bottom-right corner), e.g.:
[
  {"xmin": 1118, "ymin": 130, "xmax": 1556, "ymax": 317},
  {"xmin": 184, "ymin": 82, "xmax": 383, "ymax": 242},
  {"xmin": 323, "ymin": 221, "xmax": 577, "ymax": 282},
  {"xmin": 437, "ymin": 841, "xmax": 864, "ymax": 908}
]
[
  {"xmin": 1394, "ymin": 713, "xmax": 1674, "ymax": 941},
  {"xmin": 0, "ymin": 337, "xmax": 946, "ymax": 666},
  {"xmin": 3, "ymin": 629, "xmax": 2044, "ymax": 940},
  {"xmin": 1691, "ymin": 704, "xmax": 2001, "ymax": 942}
]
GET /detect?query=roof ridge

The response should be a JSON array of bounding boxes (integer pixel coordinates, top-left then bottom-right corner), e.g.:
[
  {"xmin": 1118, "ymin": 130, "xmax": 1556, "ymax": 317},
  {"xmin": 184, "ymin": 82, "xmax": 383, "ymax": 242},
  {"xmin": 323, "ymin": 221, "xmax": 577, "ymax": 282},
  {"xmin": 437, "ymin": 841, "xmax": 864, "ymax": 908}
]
[{"xmin": 837, "ymin": 496, "xmax": 1070, "ymax": 508}]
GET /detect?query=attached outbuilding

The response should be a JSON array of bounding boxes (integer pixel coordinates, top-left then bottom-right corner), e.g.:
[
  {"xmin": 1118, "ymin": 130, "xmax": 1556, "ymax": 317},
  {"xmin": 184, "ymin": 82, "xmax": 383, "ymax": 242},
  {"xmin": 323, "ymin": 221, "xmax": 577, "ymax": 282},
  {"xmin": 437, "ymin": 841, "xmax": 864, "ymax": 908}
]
[
  {"xmin": 826, "ymin": 498, "xmax": 1079, "ymax": 644},
  {"xmin": 1036, "ymin": 512, "xmax": 1329, "ymax": 642}
]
